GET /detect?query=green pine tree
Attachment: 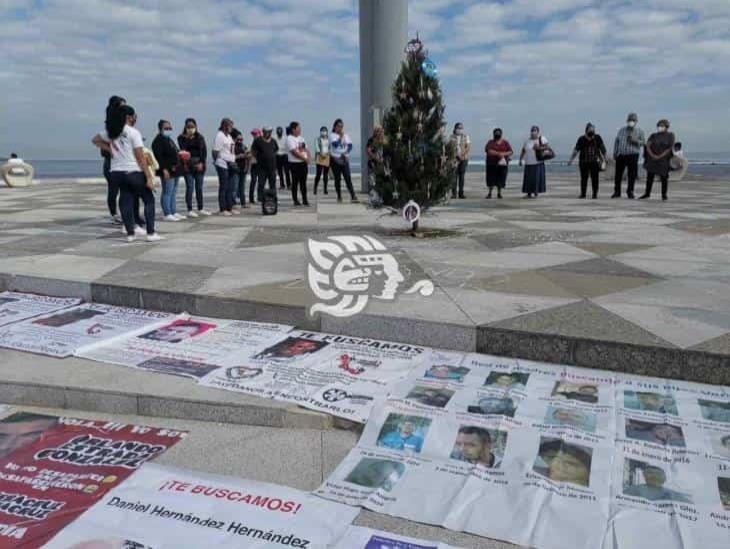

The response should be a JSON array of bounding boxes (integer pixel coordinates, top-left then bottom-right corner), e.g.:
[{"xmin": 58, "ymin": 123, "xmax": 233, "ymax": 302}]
[{"xmin": 372, "ymin": 36, "xmax": 456, "ymax": 229}]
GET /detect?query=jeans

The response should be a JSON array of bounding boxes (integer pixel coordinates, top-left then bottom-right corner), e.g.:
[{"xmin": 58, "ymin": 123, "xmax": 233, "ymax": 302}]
[
  {"xmin": 113, "ymin": 171, "xmax": 155, "ymax": 236},
  {"xmin": 216, "ymin": 166, "xmax": 237, "ymax": 212},
  {"xmin": 276, "ymin": 155, "xmax": 289, "ymax": 189},
  {"xmin": 644, "ymin": 172, "xmax": 668, "ymax": 198},
  {"xmin": 103, "ymin": 157, "xmax": 119, "ymax": 216},
  {"xmin": 160, "ymin": 177, "xmax": 179, "ymax": 216},
  {"xmin": 314, "ymin": 164, "xmax": 329, "ymax": 193},
  {"xmin": 453, "ymin": 159, "xmax": 468, "ymax": 196},
  {"xmin": 289, "ymin": 161, "xmax": 308, "ymax": 204},
  {"xmin": 184, "ymin": 172, "xmax": 205, "ymax": 211},
  {"xmin": 331, "ymin": 159, "xmax": 356, "ymax": 200},
  {"xmin": 257, "ymin": 167, "xmax": 277, "ymax": 201},
  {"xmin": 614, "ymin": 154, "xmax": 639, "ymax": 196},
  {"xmin": 579, "ymin": 163, "xmax": 600, "ymax": 197}
]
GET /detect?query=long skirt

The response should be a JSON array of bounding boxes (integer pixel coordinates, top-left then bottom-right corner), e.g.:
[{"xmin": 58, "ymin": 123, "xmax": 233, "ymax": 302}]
[
  {"xmin": 522, "ymin": 163, "xmax": 546, "ymax": 194},
  {"xmin": 486, "ymin": 164, "xmax": 508, "ymax": 189}
]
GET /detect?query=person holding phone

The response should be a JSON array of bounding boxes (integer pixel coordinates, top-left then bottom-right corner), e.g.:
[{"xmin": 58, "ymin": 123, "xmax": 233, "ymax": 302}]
[
  {"xmin": 286, "ymin": 121, "xmax": 310, "ymax": 206},
  {"xmin": 329, "ymin": 118, "xmax": 359, "ymax": 203}
]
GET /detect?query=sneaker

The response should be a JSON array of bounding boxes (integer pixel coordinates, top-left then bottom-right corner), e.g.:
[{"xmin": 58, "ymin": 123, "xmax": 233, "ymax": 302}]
[
  {"xmin": 187, "ymin": 210, "xmax": 198, "ymax": 218},
  {"xmin": 126, "ymin": 235, "xmax": 137, "ymax": 243},
  {"xmin": 231, "ymin": 209, "xmax": 241, "ymax": 215},
  {"xmin": 611, "ymin": 193, "xmax": 620, "ymax": 199},
  {"xmin": 174, "ymin": 213, "xmax": 187, "ymax": 220},
  {"xmin": 146, "ymin": 233, "xmax": 164, "ymax": 242},
  {"xmin": 164, "ymin": 215, "xmax": 177, "ymax": 222},
  {"xmin": 198, "ymin": 209, "xmax": 212, "ymax": 216},
  {"xmin": 134, "ymin": 226, "xmax": 146, "ymax": 237},
  {"xmin": 221, "ymin": 211, "xmax": 232, "ymax": 217}
]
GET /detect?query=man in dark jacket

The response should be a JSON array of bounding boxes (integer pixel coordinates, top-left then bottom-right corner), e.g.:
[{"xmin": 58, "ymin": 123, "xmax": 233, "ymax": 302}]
[
  {"xmin": 152, "ymin": 120, "xmax": 183, "ymax": 221},
  {"xmin": 251, "ymin": 126, "xmax": 279, "ymax": 202}
]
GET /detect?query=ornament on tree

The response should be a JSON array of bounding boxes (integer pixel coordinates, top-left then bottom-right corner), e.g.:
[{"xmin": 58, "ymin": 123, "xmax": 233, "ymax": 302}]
[
  {"xmin": 422, "ymin": 57, "xmax": 438, "ymax": 78},
  {"xmin": 427, "ymin": 88, "xmax": 434, "ymax": 101},
  {"xmin": 405, "ymin": 35, "xmax": 424, "ymax": 56}
]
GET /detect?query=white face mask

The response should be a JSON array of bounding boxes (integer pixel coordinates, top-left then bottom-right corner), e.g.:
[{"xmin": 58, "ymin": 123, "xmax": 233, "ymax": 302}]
[
  {"xmin": 657, "ymin": 126, "xmax": 667, "ymax": 133},
  {"xmin": 455, "ymin": 128, "xmax": 463, "ymax": 136},
  {"xmin": 321, "ymin": 132, "xmax": 327, "ymax": 138},
  {"xmin": 627, "ymin": 121, "xmax": 636, "ymax": 128}
]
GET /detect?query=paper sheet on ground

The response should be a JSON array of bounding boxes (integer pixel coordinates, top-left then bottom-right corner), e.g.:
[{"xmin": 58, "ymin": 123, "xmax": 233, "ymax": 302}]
[
  {"xmin": 0, "ymin": 412, "xmax": 185, "ymax": 547},
  {"xmin": 0, "ymin": 303, "xmax": 177, "ymax": 357},
  {"xmin": 199, "ymin": 331, "xmax": 431, "ymax": 423},
  {"xmin": 0, "ymin": 291, "xmax": 81, "ymax": 328},
  {"xmin": 332, "ymin": 525, "xmax": 463, "ymax": 549},
  {"xmin": 317, "ymin": 353, "xmax": 730, "ymax": 549},
  {"xmin": 76, "ymin": 317, "xmax": 293, "ymax": 380},
  {"xmin": 44, "ymin": 462, "xmax": 358, "ymax": 549}
]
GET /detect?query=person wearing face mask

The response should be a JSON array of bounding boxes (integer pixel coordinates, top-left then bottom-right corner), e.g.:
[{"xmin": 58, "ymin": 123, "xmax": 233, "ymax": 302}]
[
  {"xmin": 152, "ymin": 120, "xmax": 183, "ymax": 221},
  {"xmin": 640, "ymin": 119, "xmax": 675, "ymax": 201},
  {"xmin": 286, "ymin": 121, "xmax": 310, "ymax": 206},
  {"xmin": 569, "ymin": 123, "xmax": 607, "ymax": 199},
  {"xmin": 92, "ymin": 105, "xmax": 161, "ymax": 242},
  {"xmin": 450, "ymin": 123, "xmax": 471, "ymax": 199},
  {"xmin": 519, "ymin": 126, "xmax": 550, "ymax": 198},
  {"xmin": 251, "ymin": 126, "xmax": 279, "ymax": 202},
  {"xmin": 313, "ymin": 126, "xmax": 330, "ymax": 195},
  {"xmin": 485, "ymin": 128, "xmax": 513, "ymax": 199},
  {"xmin": 178, "ymin": 118, "xmax": 209, "ymax": 217},
  {"xmin": 212, "ymin": 118, "xmax": 238, "ymax": 216},
  {"xmin": 613, "ymin": 113, "xmax": 645, "ymax": 198},
  {"xmin": 231, "ymin": 129, "xmax": 249, "ymax": 209},
  {"xmin": 275, "ymin": 126, "xmax": 290, "ymax": 190},
  {"xmin": 330, "ymin": 118, "xmax": 359, "ymax": 203}
]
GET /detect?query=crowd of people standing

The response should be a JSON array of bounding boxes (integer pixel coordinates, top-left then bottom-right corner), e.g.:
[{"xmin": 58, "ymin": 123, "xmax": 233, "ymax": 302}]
[{"xmin": 92, "ymin": 96, "xmax": 682, "ymax": 244}]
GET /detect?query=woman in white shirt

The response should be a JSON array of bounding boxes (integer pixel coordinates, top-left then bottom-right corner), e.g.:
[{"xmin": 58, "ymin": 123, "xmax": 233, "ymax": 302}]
[
  {"xmin": 313, "ymin": 126, "xmax": 330, "ymax": 195},
  {"xmin": 92, "ymin": 105, "xmax": 161, "ymax": 242},
  {"xmin": 286, "ymin": 121, "xmax": 310, "ymax": 206},
  {"xmin": 519, "ymin": 125, "xmax": 550, "ymax": 199},
  {"xmin": 212, "ymin": 118, "xmax": 238, "ymax": 216},
  {"xmin": 329, "ymin": 118, "xmax": 358, "ymax": 203}
]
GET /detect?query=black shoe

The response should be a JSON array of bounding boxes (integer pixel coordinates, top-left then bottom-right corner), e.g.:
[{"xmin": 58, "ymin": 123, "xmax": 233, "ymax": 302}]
[
  {"xmin": 351, "ymin": 196, "xmax": 359, "ymax": 203},
  {"xmin": 324, "ymin": 190, "xmax": 328, "ymax": 195},
  {"xmin": 313, "ymin": 190, "xmax": 318, "ymax": 195},
  {"xmin": 627, "ymin": 193, "xmax": 635, "ymax": 199},
  {"xmin": 337, "ymin": 196, "xmax": 343, "ymax": 203},
  {"xmin": 611, "ymin": 193, "xmax": 620, "ymax": 199},
  {"xmin": 592, "ymin": 195, "xmax": 598, "ymax": 199},
  {"xmin": 579, "ymin": 195, "xmax": 587, "ymax": 199},
  {"xmin": 451, "ymin": 193, "xmax": 457, "ymax": 199},
  {"xmin": 485, "ymin": 193, "xmax": 492, "ymax": 199},
  {"xmin": 662, "ymin": 195, "xmax": 668, "ymax": 201},
  {"xmin": 458, "ymin": 194, "xmax": 465, "ymax": 199},
  {"xmin": 497, "ymin": 193, "xmax": 503, "ymax": 199},
  {"xmin": 303, "ymin": 201, "xmax": 310, "ymax": 206},
  {"xmin": 638, "ymin": 194, "xmax": 650, "ymax": 200},
  {"xmin": 293, "ymin": 201, "xmax": 301, "ymax": 206}
]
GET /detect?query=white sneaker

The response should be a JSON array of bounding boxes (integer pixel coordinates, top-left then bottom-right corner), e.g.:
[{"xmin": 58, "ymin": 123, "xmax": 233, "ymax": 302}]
[
  {"xmin": 164, "ymin": 215, "xmax": 177, "ymax": 222},
  {"xmin": 187, "ymin": 210, "xmax": 198, "ymax": 218},
  {"xmin": 134, "ymin": 226, "xmax": 146, "ymax": 236},
  {"xmin": 198, "ymin": 209, "xmax": 212, "ymax": 216},
  {"xmin": 174, "ymin": 213, "xmax": 186, "ymax": 220},
  {"xmin": 126, "ymin": 235, "xmax": 136, "ymax": 243},
  {"xmin": 146, "ymin": 233, "xmax": 164, "ymax": 242}
]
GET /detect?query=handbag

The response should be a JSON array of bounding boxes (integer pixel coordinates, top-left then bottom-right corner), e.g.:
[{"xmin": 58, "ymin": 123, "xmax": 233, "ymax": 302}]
[
  {"xmin": 535, "ymin": 137, "xmax": 555, "ymax": 161},
  {"xmin": 226, "ymin": 161, "xmax": 240, "ymax": 174},
  {"xmin": 599, "ymin": 157, "xmax": 608, "ymax": 172}
]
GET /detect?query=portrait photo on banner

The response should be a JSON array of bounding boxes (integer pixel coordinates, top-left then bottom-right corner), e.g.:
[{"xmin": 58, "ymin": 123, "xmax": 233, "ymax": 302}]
[
  {"xmin": 345, "ymin": 457, "xmax": 406, "ymax": 492},
  {"xmin": 533, "ymin": 437, "xmax": 593, "ymax": 488},
  {"xmin": 376, "ymin": 413, "xmax": 432, "ymax": 454}
]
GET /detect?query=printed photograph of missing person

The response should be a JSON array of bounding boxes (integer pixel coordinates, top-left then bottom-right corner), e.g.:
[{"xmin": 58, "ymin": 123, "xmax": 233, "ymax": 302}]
[
  {"xmin": 544, "ymin": 405, "xmax": 597, "ymax": 433},
  {"xmin": 623, "ymin": 391, "xmax": 678, "ymax": 415},
  {"xmin": 253, "ymin": 336, "xmax": 329, "ymax": 360},
  {"xmin": 376, "ymin": 414, "xmax": 432, "ymax": 454},
  {"xmin": 467, "ymin": 396, "xmax": 517, "ymax": 418},
  {"xmin": 0, "ymin": 297, "xmax": 19, "ymax": 306},
  {"xmin": 405, "ymin": 385, "xmax": 455, "ymax": 408},
  {"xmin": 551, "ymin": 381, "xmax": 599, "ymax": 404},
  {"xmin": 137, "ymin": 319, "xmax": 216, "ymax": 344},
  {"xmin": 450, "ymin": 425, "xmax": 507, "ymax": 469},
  {"xmin": 224, "ymin": 366, "xmax": 264, "ymax": 380},
  {"xmin": 32, "ymin": 308, "xmax": 104, "ymax": 327},
  {"xmin": 0, "ymin": 412, "xmax": 58, "ymax": 459},
  {"xmin": 66, "ymin": 540, "xmax": 152, "ymax": 549},
  {"xmin": 484, "ymin": 371, "xmax": 530, "ymax": 391},
  {"xmin": 137, "ymin": 356, "xmax": 218, "ymax": 379},
  {"xmin": 533, "ymin": 437, "xmax": 593, "ymax": 487},
  {"xmin": 364, "ymin": 534, "xmax": 435, "ymax": 549},
  {"xmin": 625, "ymin": 418, "xmax": 686, "ymax": 447},
  {"xmin": 719, "ymin": 477, "xmax": 730, "ymax": 511},
  {"xmin": 623, "ymin": 459, "xmax": 692, "ymax": 503},
  {"xmin": 345, "ymin": 457, "xmax": 406, "ymax": 492},
  {"xmin": 424, "ymin": 364, "xmax": 470, "ymax": 382},
  {"xmin": 698, "ymin": 399, "xmax": 730, "ymax": 424},
  {"xmin": 710, "ymin": 433, "xmax": 730, "ymax": 458}
]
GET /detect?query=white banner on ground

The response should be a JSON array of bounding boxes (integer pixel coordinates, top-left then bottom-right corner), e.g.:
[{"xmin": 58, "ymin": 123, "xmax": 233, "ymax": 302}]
[
  {"xmin": 76, "ymin": 317, "xmax": 293, "ymax": 380},
  {"xmin": 317, "ymin": 354, "xmax": 730, "ymax": 549},
  {"xmin": 45, "ymin": 462, "xmax": 359, "ymax": 549},
  {"xmin": 200, "ymin": 331, "xmax": 431, "ymax": 423},
  {"xmin": 0, "ymin": 291, "xmax": 81, "ymax": 328},
  {"xmin": 0, "ymin": 303, "xmax": 177, "ymax": 358},
  {"xmin": 333, "ymin": 526, "xmax": 463, "ymax": 549}
]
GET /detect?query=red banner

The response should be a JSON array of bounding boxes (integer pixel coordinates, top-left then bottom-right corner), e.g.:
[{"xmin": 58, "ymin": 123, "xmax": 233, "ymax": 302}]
[{"xmin": 0, "ymin": 412, "xmax": 185, "ymax": 548}]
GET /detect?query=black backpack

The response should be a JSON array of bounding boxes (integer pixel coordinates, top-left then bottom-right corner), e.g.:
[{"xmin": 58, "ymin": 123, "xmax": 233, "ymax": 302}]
[{"xmin": 262, "ymin": 189, "xmax": 278, "ymax": 215}]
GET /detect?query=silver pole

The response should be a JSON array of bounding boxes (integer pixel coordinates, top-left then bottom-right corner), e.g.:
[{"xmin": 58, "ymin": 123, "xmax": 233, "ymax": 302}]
[{"xmin": 359, "ymin": 0, "xmax": 408, "ymax": 193}]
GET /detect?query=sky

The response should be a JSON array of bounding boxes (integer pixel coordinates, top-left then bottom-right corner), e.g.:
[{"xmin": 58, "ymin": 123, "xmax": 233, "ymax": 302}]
[{"xmin": 1, "ymin": 0, "xmax": 729, "ymax": 159}]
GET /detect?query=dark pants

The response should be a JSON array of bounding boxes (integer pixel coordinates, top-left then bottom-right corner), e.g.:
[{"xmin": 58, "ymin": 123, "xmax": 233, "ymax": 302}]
[
  {"xmin": 614, "ymin": 154, "xmax": 639, "ymax": 196},
  {"xmin": 257, "ymin": 167, "xmax": 277, "ymax": 201},
  {"xmin": 216, "ymin": 166, "xmax": 237, "ymax": 212},
  {"xmin": 184, "ymin": 172, "xmax": 205, "ymax": 211},
  {"xmin": 103, "ymin": 157, "xmax": 119, "ymax": 216},
  {"xmin": 580, "ymin": 163, "xmax": 600, "ymax": 197},
  {"xmin": 486, "ymin": 164, "xmax": 508, "ymax": 189},
  {"xmin": 453, "ymin": 160, "xmax": 468, "ymax": 196},
  {"xmin": 276, "ymin": 155, "xmax": 289, "ymax": 189},
  {"xmin": 248, "ymin": 164, "xmax": 259, "ymax": 204},
  {"xmin": 314, "ymin": 164, "xmax": 329, "ymax": 193},
  {"xmin": 289, "ymin": 162, "xmax": 308, "ymax": 204},
  {"xmin": 331, "ymin": 160, "xmax": 356, "ymax": 200},
  {"xmin": 644, "ymin": 173, "xmax": 668, "ymax": 198},
  {"xmin": 113, "ymin": 171, "xmax": 155, "ymax": 236}
]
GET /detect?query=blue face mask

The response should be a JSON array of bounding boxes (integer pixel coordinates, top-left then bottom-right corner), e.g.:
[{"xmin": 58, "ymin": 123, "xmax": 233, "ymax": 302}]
[{"xmin": 163, "ymin": 129, "xmax": 173, "ymax": 138}]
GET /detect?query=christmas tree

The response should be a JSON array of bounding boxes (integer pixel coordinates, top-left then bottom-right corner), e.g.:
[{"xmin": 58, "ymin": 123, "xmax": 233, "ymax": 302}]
[{"xmin": 372, "ymin": 36, "xmax": 456, "ymax": 230}]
